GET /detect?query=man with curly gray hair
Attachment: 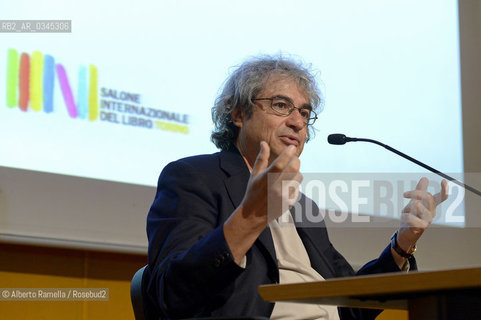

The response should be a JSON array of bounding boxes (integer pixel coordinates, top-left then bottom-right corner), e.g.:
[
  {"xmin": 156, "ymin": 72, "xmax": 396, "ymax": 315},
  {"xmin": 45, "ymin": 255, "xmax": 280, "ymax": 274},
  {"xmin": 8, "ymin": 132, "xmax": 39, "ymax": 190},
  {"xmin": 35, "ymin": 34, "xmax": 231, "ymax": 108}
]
[
  {"xmin": 211, "ymin": 55, "xmax": 322, "ymax": 152},
  {"xmin": 145, "ymin": 54, "xmax": 447, "ymax": 319}
]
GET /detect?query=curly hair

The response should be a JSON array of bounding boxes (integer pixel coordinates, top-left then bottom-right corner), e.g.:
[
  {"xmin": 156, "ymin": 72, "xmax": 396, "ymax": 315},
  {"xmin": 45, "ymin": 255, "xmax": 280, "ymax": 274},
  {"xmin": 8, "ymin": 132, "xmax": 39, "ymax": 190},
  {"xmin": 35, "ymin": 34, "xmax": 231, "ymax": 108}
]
[{"xmin": 211, "ymin": 54, "xmax": 323, "ymax": 151}]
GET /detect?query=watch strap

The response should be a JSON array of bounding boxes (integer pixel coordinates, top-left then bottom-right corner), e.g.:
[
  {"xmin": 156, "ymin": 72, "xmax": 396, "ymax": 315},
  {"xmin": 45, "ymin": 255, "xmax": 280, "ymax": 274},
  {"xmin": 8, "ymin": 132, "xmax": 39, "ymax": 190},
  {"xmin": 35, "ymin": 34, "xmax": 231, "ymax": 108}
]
[{"xmin": 391, "ymin": 231, "xmax": 416, "ymax": 259}]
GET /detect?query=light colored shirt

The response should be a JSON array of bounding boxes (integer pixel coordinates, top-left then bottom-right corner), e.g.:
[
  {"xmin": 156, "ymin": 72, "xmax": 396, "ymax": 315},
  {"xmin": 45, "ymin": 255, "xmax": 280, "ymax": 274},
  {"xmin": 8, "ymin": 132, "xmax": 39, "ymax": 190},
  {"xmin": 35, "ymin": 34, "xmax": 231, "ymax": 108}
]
[{"xmin": 269, "ymin": 210, "xmax": 340, "ymax": 320}]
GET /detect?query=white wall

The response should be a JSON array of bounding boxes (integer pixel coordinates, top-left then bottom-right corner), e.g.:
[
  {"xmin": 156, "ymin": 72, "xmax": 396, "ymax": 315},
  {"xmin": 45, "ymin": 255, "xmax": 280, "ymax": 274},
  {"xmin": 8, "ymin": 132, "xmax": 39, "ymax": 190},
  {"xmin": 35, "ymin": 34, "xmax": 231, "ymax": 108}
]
[{"xmin": 329, "ymin": 0, "xmax": 481, "ymax": 270}]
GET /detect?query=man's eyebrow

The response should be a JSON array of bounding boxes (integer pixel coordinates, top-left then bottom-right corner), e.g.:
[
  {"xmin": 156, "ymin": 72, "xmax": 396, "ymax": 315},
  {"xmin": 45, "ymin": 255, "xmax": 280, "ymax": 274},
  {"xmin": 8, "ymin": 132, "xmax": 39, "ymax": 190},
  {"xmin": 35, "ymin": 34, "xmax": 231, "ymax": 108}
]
[{"xmin": 273, "ymin": 95, "xmax": 312, "ymax": 111}]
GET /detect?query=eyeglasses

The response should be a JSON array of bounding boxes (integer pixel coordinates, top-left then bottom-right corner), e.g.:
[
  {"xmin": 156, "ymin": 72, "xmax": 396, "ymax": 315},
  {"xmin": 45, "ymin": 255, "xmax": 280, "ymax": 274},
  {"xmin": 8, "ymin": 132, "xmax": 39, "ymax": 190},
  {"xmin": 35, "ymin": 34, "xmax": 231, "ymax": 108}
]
[{"xmin": 252, "ymin": 96, "xmax": 318, "ymax": 126}]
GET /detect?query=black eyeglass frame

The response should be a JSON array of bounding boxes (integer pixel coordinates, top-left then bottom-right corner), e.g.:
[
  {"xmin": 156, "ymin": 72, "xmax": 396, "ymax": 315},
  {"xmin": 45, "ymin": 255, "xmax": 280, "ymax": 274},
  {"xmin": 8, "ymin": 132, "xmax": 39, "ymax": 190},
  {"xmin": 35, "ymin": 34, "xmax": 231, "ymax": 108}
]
[{"xmin": 252, "ymin": 96, "xmax": 318, "ymax": 126}]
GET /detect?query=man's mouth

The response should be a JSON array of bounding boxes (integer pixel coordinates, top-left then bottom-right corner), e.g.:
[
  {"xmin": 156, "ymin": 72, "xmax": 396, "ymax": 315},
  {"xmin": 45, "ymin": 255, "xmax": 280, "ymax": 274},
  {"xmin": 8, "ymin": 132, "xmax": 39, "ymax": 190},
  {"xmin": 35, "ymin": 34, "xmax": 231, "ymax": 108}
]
[{"xmin": 279, "ymin": 135, "xmax": 300, "ymax": 146}]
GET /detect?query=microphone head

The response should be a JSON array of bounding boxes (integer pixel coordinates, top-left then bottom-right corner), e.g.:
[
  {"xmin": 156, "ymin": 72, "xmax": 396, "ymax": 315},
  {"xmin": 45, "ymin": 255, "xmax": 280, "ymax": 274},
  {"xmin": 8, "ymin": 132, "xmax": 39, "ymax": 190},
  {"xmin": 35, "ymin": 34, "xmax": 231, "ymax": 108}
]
[{"xmin": 327, "ymin": 134, "xmax": 347, "ymax": 145}]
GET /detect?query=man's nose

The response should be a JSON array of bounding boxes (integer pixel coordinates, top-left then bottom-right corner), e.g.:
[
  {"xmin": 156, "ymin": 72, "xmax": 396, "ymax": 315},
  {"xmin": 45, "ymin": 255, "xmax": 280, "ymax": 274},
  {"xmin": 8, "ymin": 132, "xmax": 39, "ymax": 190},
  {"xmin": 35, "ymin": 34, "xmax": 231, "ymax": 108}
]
[{"xmin": 286, "ymin": 108, "xmax": 305, "ymax": 129}]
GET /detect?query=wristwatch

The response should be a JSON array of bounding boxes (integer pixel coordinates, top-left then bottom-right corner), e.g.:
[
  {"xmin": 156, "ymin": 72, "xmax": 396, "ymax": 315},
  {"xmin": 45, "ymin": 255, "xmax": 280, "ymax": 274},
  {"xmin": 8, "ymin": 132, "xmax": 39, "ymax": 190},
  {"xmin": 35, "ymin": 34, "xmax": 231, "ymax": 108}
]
[{"xmin": 390, "ymin": 231, "xmax": 416, "ymax": 259}]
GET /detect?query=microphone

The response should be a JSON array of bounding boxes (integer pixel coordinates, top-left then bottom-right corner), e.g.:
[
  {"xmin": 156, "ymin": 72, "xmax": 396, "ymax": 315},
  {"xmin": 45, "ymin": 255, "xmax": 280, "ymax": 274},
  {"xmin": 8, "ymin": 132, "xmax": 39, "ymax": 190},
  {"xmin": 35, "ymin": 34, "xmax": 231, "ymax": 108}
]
[
  {"xmin": 327, "ymin": 133, "xmax": 481, "ymax": 197},
  {"xmin": 327, "ymin": 134, "xmax": 353, "ymax": 145}
]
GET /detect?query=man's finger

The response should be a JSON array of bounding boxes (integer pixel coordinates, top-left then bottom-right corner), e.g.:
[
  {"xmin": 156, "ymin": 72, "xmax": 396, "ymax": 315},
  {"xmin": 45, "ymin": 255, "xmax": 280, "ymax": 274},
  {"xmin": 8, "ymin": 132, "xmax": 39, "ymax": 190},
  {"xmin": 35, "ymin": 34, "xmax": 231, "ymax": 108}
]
[
  {"xmin": 403, "ymin": 177, "xmax": 430, "ymax": 200},
  {"xmin": 403, "ymin": 212, "xmax": 430, "ymax": 230},
  {"xmin": 284, "ymin": 155, "xmax": 301, "ymax": 173},
  {"xmin": 433, "ymin": 179, "xmax": 449, "ymax": 205},
  {"xmin": 269, "ymin": 145, "xmax": 297, "ymax": 172},
  {"xmin": 403, "ymin": 190, "xmax": 432, "ymax": 201},
  {"xmin": 251, "ymin": 141, "xmax": 270, "ymax": 176},
  {"xmin": 402, "ymin": 198, "xmax": 431, "ymax": 215},
  {"xmin": 416, "ymin": 177, "xmax": 429, "ymax": 192}
]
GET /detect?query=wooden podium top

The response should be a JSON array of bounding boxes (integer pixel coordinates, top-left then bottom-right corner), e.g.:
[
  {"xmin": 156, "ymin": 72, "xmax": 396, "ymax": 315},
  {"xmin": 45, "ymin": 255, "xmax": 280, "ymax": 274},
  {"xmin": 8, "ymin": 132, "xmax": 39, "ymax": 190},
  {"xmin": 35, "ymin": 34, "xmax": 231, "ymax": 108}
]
[{"xmin": 258, "ymin": 267, "xmax": 481, "ymax": 310}]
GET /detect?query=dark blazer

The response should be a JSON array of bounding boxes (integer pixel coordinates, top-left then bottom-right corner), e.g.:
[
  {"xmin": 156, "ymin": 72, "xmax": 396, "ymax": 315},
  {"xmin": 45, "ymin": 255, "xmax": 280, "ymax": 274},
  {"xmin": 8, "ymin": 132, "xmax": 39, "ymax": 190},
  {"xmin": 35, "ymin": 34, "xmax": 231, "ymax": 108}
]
[{"xmin": 145, "ymin": 148, "xmax": 413, "ymax": 319}]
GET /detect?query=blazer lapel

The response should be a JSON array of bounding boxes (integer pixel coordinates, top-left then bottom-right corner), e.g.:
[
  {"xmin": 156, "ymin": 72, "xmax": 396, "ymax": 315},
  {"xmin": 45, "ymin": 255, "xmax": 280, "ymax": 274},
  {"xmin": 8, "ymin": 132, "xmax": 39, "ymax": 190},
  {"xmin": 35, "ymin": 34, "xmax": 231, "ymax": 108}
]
[
  {"xmin": 220, "ymin": 149, "xmax": 249, "ymax": 209},
  {"xmin": 296, "ymin": 227, "xmax": 336, "ymax": 278},
  {"xmin": 293, "ymin": 195, "xmax": 337, "ymax": 279},
  {"xmin": 219, "ymin": 148, "xmax": 278, "ymax": 274}
]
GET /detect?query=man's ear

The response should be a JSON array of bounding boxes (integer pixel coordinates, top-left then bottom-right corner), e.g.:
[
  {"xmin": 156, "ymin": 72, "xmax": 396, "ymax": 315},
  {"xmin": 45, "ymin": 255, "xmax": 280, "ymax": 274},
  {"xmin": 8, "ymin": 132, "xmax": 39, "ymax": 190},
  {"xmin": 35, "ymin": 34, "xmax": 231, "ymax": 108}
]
[{"xmin": 231, "ymin": 107, "xmax": 244, "ymax": 128}]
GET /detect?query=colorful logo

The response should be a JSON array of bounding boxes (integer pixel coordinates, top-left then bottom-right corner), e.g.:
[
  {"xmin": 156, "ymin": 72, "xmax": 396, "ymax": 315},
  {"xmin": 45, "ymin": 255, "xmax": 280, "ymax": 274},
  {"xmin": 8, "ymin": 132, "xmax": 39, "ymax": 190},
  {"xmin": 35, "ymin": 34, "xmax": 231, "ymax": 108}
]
[{"xmin": 6, "ymin": 48, "xmax": 98, "ymax": 120}]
